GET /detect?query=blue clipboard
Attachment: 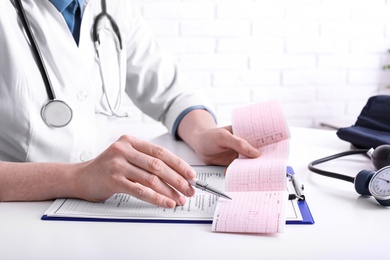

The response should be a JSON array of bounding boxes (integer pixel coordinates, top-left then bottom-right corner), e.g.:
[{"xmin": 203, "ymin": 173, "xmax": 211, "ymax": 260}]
[
  {"xmin": 286, "ymin": 166, "xmax": 315, "ymax": 224},
  {"xmin": 42, "ymin": 204, "xmax": 315, "ymax": 224}
]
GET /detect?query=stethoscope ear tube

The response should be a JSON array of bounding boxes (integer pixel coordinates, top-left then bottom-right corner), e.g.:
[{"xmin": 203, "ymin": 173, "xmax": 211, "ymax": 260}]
[{"xmin": 92, "ymin": 0, "xmax": 122, "ymax": 50}]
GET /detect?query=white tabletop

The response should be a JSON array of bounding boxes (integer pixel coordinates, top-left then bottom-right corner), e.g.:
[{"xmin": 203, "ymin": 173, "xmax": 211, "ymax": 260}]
[{"xmin": 1, "ymin": 125, "xmax": 389, "ymax": 260}]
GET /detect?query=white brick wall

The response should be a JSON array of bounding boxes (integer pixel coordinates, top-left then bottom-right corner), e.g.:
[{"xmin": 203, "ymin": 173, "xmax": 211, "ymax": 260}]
[{"xmin": 127, "ymin": 0, "xmax": 390, "ymax": 128}]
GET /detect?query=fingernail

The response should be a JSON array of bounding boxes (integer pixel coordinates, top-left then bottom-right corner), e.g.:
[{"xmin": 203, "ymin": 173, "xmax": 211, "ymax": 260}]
[
  {"xmin": 178, "ymin": 196, "xmax": 186, "ymax": 206},
  {"xmin": 166, "ymin": 200, "xmax": 175, "ymax": 208},
  {"xmin": 186, "ymin": 186, "xmax": 195, "ymax": 197},
  {"xmin": 188, "ymin": 168, "xmax": 196, "ymax": 179},
  {"xmin": 249, "ymin": 149, "xmax": 260, "ymax": 157}
]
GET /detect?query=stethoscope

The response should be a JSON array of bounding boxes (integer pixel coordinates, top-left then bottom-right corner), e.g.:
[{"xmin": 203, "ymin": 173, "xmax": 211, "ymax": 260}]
[{"xmin": 14, "ymin": 0, "xmax": 127, "ymax": 128}]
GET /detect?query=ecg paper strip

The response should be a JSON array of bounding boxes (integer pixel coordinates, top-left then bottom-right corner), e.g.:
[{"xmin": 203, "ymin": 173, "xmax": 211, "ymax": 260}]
[
  {"xmin": 210, "ymin": 100, "xmax": 290, "ymax": 233},
  {"xmin": 211, "ymin": 191, "xmax": 287, "ymax": 233},
  {"xmin": 257, "ymin": 139, "xmax": 290, "ymax": 159},
  {"xmin": 225, "ymin": 140, "xmax": 289, "ymax": 192},
  {"xmin": 231, "ymin": 100, "xmax": 290, "ymax": 148},
  {"xmin": 225, "ymin": 159, "xmax": 287, "ymax": 192}
]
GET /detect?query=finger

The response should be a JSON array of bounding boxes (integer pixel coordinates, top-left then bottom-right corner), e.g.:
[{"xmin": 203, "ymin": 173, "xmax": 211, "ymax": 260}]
[
  {"xmin": 121, "ymin": 163, "xmax": 189, "ymax": 205},
  {"xmin": 223, "ymin": 125, "xmax": 233, "ymax": 133},
  {"xmin": 218, "ymin": 130, "xmax": 260, "ymax": 158},
  {"xmin": 124, "ymin": 180, "xmax": 183, "ymax": 208},
  {"xmin": 126, "ymin": 136, "xmax": 196, "ymax": 178},
  {"xmin": 120, "ymin": 136, "xmax": 196, "ymax": 197}
]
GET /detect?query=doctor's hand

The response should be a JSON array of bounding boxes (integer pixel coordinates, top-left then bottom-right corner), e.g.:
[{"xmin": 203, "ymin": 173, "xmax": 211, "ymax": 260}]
[
  {"xmin": 189, "ymin": 125, "xmax": 260, "ymax": 166},
  {"xmin": 178, "ymin": 110, "xmax": 260, "ymax": 166},
  {"xmin": 73, "ymin": 135, "xmax": 196, "ymax": 208}
]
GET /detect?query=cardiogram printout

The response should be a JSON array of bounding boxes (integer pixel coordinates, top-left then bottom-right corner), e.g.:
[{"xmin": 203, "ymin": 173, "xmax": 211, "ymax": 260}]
[
  {"xmin": 231, "ymin": 100, "xmax": 290, "ymax": 150},
  {"xmin": 211, "ymin": 100, "xmax": 291, "ymax": 234}
]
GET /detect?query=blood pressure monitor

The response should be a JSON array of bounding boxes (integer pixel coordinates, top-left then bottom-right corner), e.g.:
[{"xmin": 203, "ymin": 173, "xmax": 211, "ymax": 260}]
[
  {"xmin": 355, "ymin": 166, "xmax": 390, "ymax": 206},
  {"xmin": 308, "ymin": 145, "xmax": 390, "ymax": 207}
]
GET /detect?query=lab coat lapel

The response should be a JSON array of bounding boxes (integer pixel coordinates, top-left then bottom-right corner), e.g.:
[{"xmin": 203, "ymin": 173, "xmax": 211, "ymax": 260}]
[{"xmin": 22, "ymin": 0, "xmax": 93, "ymax": 100}]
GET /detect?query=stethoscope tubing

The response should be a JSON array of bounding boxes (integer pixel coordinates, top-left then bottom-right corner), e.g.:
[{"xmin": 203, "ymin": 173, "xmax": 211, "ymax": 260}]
[
  {"xmin": 93, "ymin": 0, "xmax": 122, "ymax": 50},
  {"xmin": 14, "ymin": 0, "xmax": 56, "ymax": 100}
]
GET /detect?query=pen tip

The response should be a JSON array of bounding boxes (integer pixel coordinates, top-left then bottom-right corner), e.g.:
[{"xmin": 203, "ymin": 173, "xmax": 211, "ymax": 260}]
[{"xmin": 222, "ymin": 194, "xmax": 232, "ymax": 200}]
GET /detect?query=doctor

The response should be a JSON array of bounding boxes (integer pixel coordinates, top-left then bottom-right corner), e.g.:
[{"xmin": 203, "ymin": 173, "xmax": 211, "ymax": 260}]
[{"xmin": 0, "ymin": 0, "xmax": 260, "ymax": 208}]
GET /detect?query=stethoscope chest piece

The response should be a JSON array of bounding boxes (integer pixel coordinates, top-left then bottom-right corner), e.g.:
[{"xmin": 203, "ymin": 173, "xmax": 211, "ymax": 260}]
[{"xmin": 41, "ymin": 100, "xmax": 73, "ymax": 127}]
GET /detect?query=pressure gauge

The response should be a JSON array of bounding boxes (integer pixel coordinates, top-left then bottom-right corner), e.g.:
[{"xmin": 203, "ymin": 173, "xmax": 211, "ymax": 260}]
[
  {"xmin": 368, "ymin": 166, "xmax": 390, "ymax": 205},
  {"xmin": 355, "ymin": 166, "xmax": 390, "ymax": 206}
]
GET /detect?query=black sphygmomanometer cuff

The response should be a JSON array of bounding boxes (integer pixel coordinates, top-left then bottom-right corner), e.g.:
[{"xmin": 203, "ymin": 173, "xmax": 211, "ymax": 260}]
[
  {"xmin": 337, "ymin": 126, "xmax": 390, "ymax": 149},
  {"xmin": 336, "ymin": 95, "xmax": 390, "ymax": 149}
]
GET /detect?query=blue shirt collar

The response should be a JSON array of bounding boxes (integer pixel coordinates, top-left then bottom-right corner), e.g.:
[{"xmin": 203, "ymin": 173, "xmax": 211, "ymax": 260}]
[{"xmin": 49, "ymin": 0, "xmax": 84, "ymax": 14}]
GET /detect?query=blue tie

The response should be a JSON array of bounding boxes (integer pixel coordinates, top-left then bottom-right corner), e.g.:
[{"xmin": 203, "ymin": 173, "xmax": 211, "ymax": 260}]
[{"xmin": 62, "ymin": 0, "xmax": 81, "ymax": 44}]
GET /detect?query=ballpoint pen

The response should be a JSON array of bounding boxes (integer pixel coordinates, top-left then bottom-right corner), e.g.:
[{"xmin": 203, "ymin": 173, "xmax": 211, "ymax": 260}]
[{"xmin": 188, "ymin": 179, "xmax": 232, "ymax": 200}]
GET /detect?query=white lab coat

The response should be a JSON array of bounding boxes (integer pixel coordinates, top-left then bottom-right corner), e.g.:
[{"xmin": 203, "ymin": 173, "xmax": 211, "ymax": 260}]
[{"xmin": 0, "ymin": 0, "xmax": 214, "ymax": 162}]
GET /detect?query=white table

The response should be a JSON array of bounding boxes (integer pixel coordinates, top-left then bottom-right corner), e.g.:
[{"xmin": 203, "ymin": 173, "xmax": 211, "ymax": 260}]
[{"xmin": 1, "ymin": 126, "xmax": 389, "ymax": 260}]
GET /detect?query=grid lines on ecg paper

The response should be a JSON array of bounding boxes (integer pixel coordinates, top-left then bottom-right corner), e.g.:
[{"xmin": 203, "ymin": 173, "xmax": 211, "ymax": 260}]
[
  {"xmin": 226, "ymin": 159, "xmax": 286, "ymax": 192},
  {"xmin": 212, "ymin": 192, "xmax": 284, "ymax": 233},
  {"xmin": 231, "ymin": 101, "xmax": 289, "ymax": 148}
]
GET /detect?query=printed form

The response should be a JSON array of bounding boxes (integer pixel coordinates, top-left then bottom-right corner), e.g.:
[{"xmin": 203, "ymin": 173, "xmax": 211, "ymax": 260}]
[
  {"xmin": 47, "ymin": 166, "xmax": 227, "ymax": 221},
  {"xmin": 44, "ymin": 165, "xmax": 302, "ymax": 223}
]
